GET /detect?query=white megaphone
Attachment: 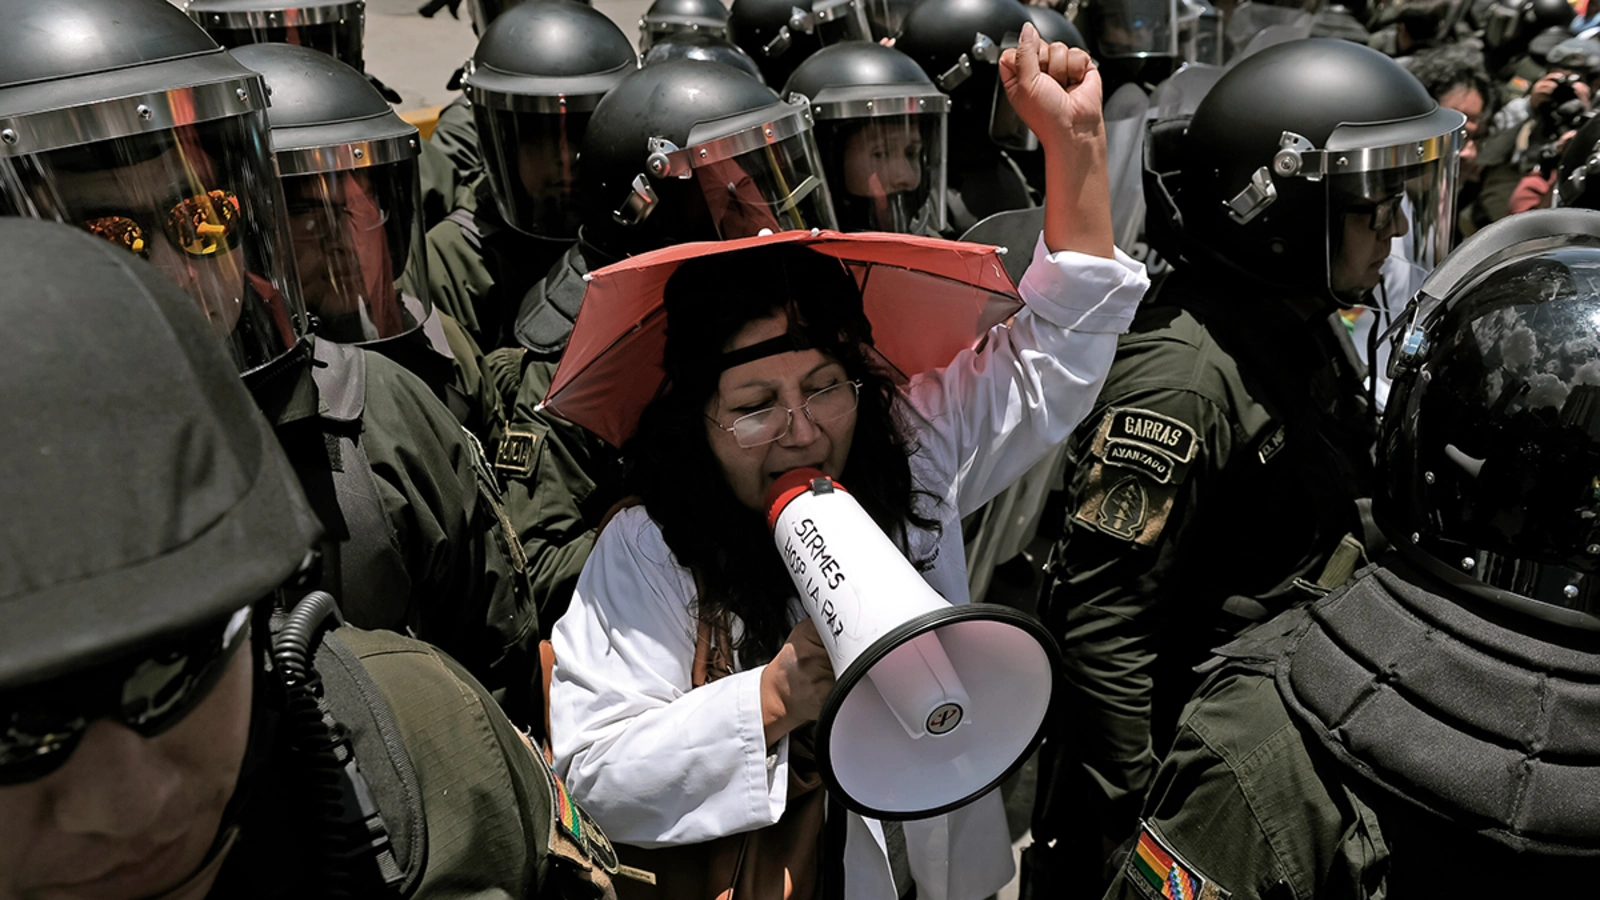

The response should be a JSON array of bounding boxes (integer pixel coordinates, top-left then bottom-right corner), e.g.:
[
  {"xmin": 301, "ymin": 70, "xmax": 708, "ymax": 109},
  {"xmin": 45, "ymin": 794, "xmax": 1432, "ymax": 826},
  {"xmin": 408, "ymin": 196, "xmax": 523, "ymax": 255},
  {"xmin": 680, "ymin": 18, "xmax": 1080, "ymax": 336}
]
[{"xmin": 765, "ymin": 468, "xmax": 1059, "ymax": 820}]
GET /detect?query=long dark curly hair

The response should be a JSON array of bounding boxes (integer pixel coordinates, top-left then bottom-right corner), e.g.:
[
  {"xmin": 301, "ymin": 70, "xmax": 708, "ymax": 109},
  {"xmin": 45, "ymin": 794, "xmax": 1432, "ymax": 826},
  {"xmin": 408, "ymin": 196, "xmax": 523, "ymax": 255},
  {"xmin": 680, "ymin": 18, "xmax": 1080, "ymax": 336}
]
[{"xmin": 624, "ymin": 243, "xmax": 941, "ymax": 666}]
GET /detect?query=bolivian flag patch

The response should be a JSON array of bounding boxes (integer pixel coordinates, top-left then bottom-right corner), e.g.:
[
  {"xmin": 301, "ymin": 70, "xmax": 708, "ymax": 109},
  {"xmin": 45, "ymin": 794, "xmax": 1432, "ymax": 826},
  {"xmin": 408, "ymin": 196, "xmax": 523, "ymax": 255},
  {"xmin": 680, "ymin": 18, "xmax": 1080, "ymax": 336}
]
[{"xmin": 1129, "ymin": 821, "xmax": 1229, "ymax": 900}]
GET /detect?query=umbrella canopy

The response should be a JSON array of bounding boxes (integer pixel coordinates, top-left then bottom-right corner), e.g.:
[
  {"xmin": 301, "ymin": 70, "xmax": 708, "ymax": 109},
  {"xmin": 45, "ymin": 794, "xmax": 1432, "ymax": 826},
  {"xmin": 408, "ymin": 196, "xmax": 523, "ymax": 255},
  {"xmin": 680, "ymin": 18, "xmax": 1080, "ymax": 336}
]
[{"xmin": 542, "ymin": 228, "xmax": 1026, "ymax": 448}]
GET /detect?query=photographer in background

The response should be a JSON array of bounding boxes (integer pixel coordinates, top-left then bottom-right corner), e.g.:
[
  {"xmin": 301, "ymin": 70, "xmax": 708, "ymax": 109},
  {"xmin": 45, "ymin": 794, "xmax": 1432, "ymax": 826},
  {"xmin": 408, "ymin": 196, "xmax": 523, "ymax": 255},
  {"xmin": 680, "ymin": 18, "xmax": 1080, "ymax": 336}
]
[{"xmin": 1507, "ymin": 39, "xmax": 1600, "ymax": 211}]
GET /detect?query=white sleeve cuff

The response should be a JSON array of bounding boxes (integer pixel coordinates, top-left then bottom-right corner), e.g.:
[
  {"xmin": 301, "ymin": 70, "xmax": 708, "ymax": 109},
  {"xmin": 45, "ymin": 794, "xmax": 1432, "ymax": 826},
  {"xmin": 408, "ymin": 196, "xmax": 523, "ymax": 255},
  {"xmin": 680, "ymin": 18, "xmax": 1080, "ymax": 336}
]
[{"xmin": 1016, "ymin": 234, "xmax": 1148, "ymax": 335}]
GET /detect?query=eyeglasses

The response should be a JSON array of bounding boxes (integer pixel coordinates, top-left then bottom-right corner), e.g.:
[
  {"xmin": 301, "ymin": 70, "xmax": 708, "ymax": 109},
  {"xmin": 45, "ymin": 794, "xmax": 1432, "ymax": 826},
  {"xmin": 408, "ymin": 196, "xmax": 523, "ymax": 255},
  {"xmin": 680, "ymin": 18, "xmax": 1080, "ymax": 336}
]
[
  {"xmin": 0, "ymin": 607, "xmax": 250, "ymax": 785},
  {"xmin": 708, "ymin": 381, "xmax": 862, "ymax": 448},
  {"xmin": 1348, "ymin": 193, "xmax": 1405, "ymax": 234},
  {"xmin": 80, "ymin": 189, "xmax": 244, "ymax": 260}
]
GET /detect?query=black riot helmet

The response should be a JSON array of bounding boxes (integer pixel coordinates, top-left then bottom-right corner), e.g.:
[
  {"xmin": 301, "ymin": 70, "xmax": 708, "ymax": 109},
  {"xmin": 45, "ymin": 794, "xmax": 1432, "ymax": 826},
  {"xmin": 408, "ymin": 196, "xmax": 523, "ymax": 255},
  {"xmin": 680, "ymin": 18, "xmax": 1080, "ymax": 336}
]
[
  {"xmin": 186, "ymin": 0, "xmax": 366, "ymax": 69},
  {"xmin": 578, "ymin": 60, "xmax": 837, "ymax": 259},
  {"xmin": 783, "ymin": 42, "xmax": 949, "ymax": 233},
  {"xmin": 0, "ymin": 218, "xmax": 321, "ymax": 690},
  {"xmin": 895, "ymin": 0, "xmax": 1032, "ymax": 147},
  {"xmin": 1556, "ymin": 114, "xmax": 1600, "ymax": 209},
  {"xmin": 1526, "ymin": 0, "xmax": 1575, "ymax": 32},
  {"xmin": 232, "ymin": 43, "xmax": 431, "ymax": 347},
  {"xmin": 462, "ymin": 0, "xmax": 638, "ymax": 240},
  {"xmin": 1024, "ymin": 5, "xmax": 1087, "ymax": 48},
  {"xmin": 729, "ymin": 0, "xmax": 871, "ymax": 89},
  {"xmin": 1145, "ymin": 39, "xmax": 1465, "ymax": 306},
  {"xmin": 645, "ymin": 32, "xmax": 767, "ymax": 83},
  {"xmin": 641, "ymin": 0, "xmax": 731, "ymax": 50},
  {"xmin": 0, "ymin": 0, "xmax": 307, "ymax": 376},
  {"xmin": 1378, "ymin": 209, "xmax": 1600, "ymax": 632}
]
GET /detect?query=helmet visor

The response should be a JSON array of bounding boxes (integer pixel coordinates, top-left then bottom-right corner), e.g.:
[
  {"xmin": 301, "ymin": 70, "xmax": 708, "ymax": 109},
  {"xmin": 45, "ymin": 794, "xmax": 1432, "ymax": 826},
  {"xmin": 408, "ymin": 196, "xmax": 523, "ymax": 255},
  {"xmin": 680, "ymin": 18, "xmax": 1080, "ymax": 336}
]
[
  {"xmin": 818, "ymin": 113, "xmax": 947, "ymax": 234},
  {"xmin": 1095, "ymin": 0, "xmax": 1179, "ymax": 59},
  {"xmin": 205, "ymin": 20, "xmax": 364, "ymax": 69},
  {"xmin": 0, "ymin": 115, "xmax": 305, "ymax": 374},
  {"xmin": 1325, "ymin": 153, "xmax": 1458, "ymax": 306},
  {"xmin": 813, "ymin": 0, "xmax": 874, "ymax": 44},
  {"xmin": 281, "ymin": 159, "xmax": 430, "ymax": 344},
  {"xmin": 1223, "ymin": 0, "xmax": 1317, "ymax": 61},
  {"xmin": 475, "ymin": 106, "xmax": 589, "ymax": 239},
  {"xmin": 691, "ymin": 131, "xmax": 839, "ymax": 238}
]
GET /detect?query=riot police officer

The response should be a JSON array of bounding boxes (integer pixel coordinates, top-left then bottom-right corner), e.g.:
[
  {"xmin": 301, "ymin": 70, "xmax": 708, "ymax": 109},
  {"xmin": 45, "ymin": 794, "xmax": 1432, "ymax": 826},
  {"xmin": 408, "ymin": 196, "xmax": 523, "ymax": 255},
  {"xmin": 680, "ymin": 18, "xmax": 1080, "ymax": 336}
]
[
  {"xmin": 729, "ymin": 0, "xmax": 872, "ymax": 92},
  {"xmin": 0, "ymin": 0, "xmax": 541, "ymax": 732},
  {"xmin": 896, "ymin": 0, "xmax": 1038, "ymax": 232},
  {"xmin": 184, "ymin": 0, "xmax": 406, "ymax": 103},
  {"xmin": 1103, "ymin": 207, "xmax": 1600, "ymax": 899},
  {"xmin": 491, "ymin": 59, "xmax": 839, "ymax": 624},
  {"xmin": 782, "ymin": 41, "xmax": 951, "ymax": 234},
  {"xmin": 0, "ymin": 216, "xmax": 618, "ymax": 900},
  {"xmin": 423, "ymin": 0, "xmax": 638, "ymax": 353},
  {"xmin": 1027, "ymin": 38, "xmax": 1465, "ymax": 897},
  {"xmin": 643, "ymin": 32, "xmax": 767, "ymax": 83},
  {"xmin": 185, "ymin": 0, "xmax": 368, "ymax": 70},
  {"xmin": 640, "ymin": 0, "xmax": 732, "ymax": 50},
  {"xmin": 231, "ymin": 42, "xmax": 501, "ymax": 440}
]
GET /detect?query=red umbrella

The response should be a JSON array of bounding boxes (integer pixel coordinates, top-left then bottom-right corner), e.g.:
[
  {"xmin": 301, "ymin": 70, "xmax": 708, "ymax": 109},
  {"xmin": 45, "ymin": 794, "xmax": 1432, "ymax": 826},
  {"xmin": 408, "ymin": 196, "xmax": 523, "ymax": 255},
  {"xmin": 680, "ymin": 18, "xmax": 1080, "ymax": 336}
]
[{"xmin": 542, "ymin": 229, "xmax": 1026, "ymax": 448}]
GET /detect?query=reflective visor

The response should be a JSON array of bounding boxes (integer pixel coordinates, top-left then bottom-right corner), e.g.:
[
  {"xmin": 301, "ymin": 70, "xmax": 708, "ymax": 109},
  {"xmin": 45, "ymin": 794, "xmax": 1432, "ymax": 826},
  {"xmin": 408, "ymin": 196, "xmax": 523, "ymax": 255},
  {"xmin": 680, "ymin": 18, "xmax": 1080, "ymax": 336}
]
[
  {"xmin": 1322, "ymin": 110, "xmax": 1465, "ymax": 305},
  {"xmin": 281, "ymin": 159, "xmax": 430, "ymax": 344},
  {"xmin": 0, "ymin": 114, "xmax": 306, "ymax": 374},
  {"xmin": 201, "ymin": 19, "xmax": 364, "ymax": 69},
  {"xmin": 1095, "ymin": 0, "xmax": 1180, "ymax": 58},
  {"xmin": 816, "ymin": 113, "xmax": 947, "ymax": 234},
  {"xmin": 475, "ymin": 105, "xmax": 589, "ymax": 239},
  {"xmin": 692, "ymin": 132, "xmax": 838, "ymax": 238}
]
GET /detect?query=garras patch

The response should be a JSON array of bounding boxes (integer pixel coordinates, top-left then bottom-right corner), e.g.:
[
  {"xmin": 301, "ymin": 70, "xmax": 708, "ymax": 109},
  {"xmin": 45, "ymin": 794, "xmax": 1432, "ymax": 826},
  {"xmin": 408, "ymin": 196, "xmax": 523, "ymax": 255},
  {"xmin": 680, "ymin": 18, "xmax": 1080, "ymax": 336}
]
[
  {"xmin": 1127, "ymin": 821, "xmax": 1230, "ymax": 900},
  {"xmin": 1074, "ymin": 408, "xmax": 1193, "ymax": 546},
  {"xmin": 1105, "ymin": 408, "xmax": 1198, "ymax": 462}
]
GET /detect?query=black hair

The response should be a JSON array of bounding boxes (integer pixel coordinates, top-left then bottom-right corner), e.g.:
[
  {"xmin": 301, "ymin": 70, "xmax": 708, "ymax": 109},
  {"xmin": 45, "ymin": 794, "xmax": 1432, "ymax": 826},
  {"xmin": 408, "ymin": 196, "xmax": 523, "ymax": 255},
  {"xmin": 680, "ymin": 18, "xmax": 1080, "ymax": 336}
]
[
  {"xmin": 1403, "ymin": 45, "xmax": 1498, "ymax": 123},
  {"xmin": 624, "ymin": 243, "xmax": 940, "ymax": 665}
]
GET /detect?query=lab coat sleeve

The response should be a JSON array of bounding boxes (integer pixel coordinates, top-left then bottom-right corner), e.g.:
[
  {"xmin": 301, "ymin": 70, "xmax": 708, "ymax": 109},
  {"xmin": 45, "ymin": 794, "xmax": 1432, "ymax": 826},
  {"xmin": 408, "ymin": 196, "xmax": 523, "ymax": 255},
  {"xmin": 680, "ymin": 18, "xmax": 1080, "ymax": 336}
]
[
  {"xmin": 549, "ymin": 506, "xmax": 790, "ymax": 847},
  {"xmin": 902, "ymin": 237, "xmax": 1148, "ymax": 519}
]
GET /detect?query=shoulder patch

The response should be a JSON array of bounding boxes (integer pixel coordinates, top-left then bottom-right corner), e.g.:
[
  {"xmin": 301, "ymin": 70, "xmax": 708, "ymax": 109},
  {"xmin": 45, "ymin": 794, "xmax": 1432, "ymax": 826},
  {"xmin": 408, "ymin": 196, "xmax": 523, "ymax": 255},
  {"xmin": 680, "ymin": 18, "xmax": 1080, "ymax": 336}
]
[
  {"xmin": 1128, "ymin": 821, "xmax": 1230, "ymax": 900},
  {"xmin": 1255, "ymin": 424, "xmax": 1287, "ymax": 465},
  {"xmin": 494, "ymin": 427, "xmax": 541, "ymax": 478},
  {"xmin": 1105, "ymin": 407, "xmax": 1198, "ymax": 462},
  {"xmin": 1104, "ymin": 441, "xmax": 1177, "ymax": 483}
]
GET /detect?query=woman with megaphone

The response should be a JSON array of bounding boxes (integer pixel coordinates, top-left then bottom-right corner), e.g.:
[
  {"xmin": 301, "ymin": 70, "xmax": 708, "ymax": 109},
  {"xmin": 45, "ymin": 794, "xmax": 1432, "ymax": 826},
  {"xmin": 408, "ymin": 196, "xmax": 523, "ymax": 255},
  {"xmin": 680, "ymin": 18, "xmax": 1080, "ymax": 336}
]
[{"xmin": 546, "ymin": 23, "xmax": 1148, "ymax": 900}]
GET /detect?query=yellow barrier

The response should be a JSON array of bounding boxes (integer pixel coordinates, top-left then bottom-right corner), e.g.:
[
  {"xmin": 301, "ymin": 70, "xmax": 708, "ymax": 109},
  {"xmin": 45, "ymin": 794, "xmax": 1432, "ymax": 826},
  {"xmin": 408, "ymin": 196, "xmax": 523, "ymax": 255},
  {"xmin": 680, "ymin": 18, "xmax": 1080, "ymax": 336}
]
[{"xmin": 401, "ymin": 105, "xmax": 446, "ymax": 140}]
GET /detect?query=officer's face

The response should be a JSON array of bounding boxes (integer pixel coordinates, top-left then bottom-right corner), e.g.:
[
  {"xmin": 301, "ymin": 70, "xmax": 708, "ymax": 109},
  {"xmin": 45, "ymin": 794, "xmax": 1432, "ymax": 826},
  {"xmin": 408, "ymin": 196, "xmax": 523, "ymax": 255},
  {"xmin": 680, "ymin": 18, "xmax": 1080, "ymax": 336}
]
[
  {"xmin": 0, "ymin": 645, "xmax": 253, "ymax": 900},
  {"xmin": 1331, "ymin": 194, "xmax": 1409, "ymax": 295},
  {"xmin": 706, "ymin": 311, "xmax": 857, "ymax": 512},
  {"xmin": 49, "ymin": 142, "xmax": 251, "ymax": 339},
  {"xmin": 841, "ymin": 120, "xmax": 924, "ymax": 201}
]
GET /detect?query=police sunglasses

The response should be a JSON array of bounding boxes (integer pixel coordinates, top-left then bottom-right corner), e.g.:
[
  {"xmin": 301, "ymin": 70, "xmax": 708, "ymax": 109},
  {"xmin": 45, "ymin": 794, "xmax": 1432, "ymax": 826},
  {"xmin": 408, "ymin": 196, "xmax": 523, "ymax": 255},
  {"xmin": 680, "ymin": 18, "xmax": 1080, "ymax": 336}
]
[
  {"xmin": 80, "ymin": 189, "xmax": 245, "ymax": 260},
  {"xmin": 0, "ymin": 607, "xmax": 251, "ymax": 786},
  {"xmin": 1347, "ymin": 193, "xmax": 1405, "ymax": 234}
]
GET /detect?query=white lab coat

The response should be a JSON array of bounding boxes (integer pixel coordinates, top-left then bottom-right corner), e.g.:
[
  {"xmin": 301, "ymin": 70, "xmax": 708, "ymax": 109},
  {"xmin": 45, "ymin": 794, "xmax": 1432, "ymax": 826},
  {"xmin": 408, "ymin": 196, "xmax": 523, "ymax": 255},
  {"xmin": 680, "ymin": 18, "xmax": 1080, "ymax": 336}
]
[{"xmin": 550, "ymin": 238, "xmax": 1149, "ymax": 900}]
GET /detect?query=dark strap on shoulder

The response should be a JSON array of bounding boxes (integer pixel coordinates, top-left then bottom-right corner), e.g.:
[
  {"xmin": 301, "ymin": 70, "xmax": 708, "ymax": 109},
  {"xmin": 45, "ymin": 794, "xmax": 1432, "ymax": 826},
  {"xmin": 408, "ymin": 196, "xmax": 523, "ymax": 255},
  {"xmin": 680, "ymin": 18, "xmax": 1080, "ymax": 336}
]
[{"xmin": 306, "ymin": 628, "xmax": 430, "ymax": 895}]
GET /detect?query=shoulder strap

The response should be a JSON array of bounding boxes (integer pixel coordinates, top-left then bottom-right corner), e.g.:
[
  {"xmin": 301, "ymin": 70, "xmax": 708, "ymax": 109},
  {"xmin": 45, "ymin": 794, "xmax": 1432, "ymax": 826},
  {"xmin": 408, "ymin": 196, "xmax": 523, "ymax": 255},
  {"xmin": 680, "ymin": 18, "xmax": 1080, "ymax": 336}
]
[{"xmin": 313, "ymin": 629, "xmax": 429, "ymax": 895}]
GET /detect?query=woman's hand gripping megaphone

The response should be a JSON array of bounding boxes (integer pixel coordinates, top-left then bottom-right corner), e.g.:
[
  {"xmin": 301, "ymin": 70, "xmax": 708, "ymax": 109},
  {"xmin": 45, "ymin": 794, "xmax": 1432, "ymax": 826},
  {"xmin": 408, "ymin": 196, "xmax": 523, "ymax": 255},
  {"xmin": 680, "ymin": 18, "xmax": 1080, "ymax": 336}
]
[{"xmin": 761, "ymin": 619, "xmax": 837, "ymax": 748}]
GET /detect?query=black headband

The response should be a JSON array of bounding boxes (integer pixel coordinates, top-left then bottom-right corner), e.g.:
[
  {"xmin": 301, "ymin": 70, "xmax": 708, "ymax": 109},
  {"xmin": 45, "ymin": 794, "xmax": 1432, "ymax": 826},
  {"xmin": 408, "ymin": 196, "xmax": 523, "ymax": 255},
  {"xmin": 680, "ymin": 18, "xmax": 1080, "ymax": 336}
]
[{"xmin": 715, "ymin": 328, "xmax": 826, "ymax": 373}]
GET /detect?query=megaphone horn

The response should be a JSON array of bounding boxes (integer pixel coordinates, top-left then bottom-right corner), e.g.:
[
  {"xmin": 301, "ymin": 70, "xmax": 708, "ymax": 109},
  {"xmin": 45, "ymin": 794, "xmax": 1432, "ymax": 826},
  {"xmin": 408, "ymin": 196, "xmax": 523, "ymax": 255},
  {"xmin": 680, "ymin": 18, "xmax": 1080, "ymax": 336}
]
[{"xmin": 765, "ymin": 468, "xmax": 1060, "ymax": 820}]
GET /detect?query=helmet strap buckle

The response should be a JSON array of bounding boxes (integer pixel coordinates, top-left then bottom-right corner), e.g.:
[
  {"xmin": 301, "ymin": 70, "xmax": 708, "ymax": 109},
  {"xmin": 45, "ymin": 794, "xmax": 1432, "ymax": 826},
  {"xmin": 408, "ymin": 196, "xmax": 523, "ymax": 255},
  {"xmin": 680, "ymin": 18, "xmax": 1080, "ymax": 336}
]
[
  {"xmin": 613, "ymin": 174, "xmax": 660, "ymax": 227},
  {"xmin": 1223, "ymin": 165, "xmax": 1278, "ymax": 224},
  {"xmin": 937, "ymin": 53, "xmax": 973, "ymax": 91}
]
